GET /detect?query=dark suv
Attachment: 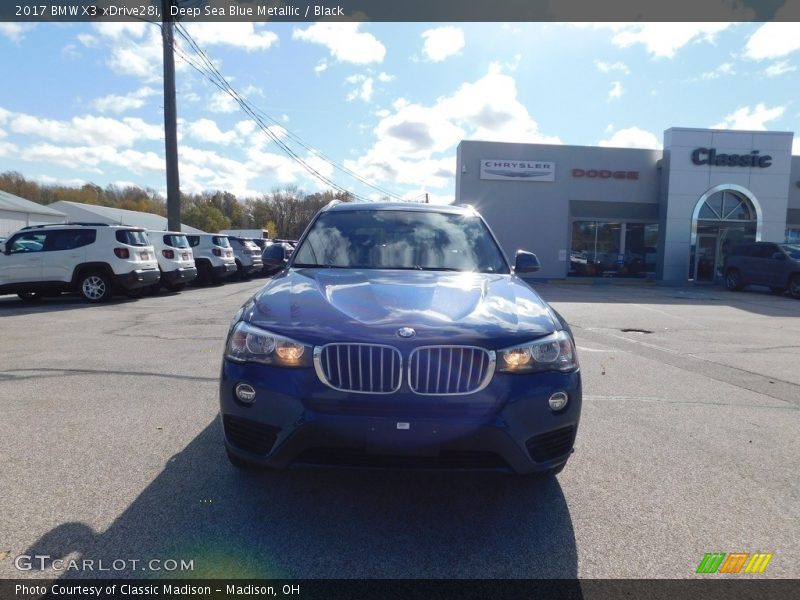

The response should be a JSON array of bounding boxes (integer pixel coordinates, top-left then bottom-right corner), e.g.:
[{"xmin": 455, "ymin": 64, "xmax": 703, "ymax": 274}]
[
  {"xmin": 220, "ymin": 202, "xmax": 582, "ymax": 475},
  {"xmin": 723, "ymin": 242, "xmax": 800, "ymax": 298}
]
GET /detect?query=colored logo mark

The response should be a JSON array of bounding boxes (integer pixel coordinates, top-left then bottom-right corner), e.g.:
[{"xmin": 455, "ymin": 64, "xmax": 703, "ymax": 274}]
[{"xmin": 696, "ymin": 552, "xmax": 773, "ymax": 574}]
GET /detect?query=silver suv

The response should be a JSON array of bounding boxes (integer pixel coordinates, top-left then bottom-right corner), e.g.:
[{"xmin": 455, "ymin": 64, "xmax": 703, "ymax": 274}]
[
  {"xmin": 0, "ymin": 223, "xmax": 159, "ymax": 302},
  {"xmin": 186, "ymin": 233, "xmax": 236, "ymax": 285},
  {"xmin": 229, "ymin": 237, "xmax": 264, "ymax": 280}
]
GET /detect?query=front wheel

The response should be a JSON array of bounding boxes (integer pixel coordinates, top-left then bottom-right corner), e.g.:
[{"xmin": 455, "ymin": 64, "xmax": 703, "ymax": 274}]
[
  {"xmin": 789, "ymin": 274, "xmax": 800, "ymax": 299},
  {"xmin": 78, "ymin": 272, "xmax": 112, "ymax": 303},
  {"xmin": 725, "ymin": 269, "xmax": 743, "ymax": 291}
]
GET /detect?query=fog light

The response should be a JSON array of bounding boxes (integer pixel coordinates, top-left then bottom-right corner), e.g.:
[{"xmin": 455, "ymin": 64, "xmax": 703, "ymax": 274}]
[
  {"xmin": 548, "ymin": 391, "xmax": 568, "ymax": 411},
  {"xmin": 235, "ymin": 383, "xmax": 256, "ymax": 404}
]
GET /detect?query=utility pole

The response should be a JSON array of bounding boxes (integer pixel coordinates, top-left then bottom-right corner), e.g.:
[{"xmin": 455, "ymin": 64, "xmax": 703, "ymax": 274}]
[
  {"xmin": 162, "ymin": 0, "xmax": 181, "ymax": 231},
  {"xmin": 425, "ymin": 193, "xmax": 429, "ymax": 204}
]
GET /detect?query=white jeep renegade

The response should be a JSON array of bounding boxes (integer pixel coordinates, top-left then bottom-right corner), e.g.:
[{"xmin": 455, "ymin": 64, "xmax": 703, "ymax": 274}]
[
  {"xmin": 147, "ymin": 230, "xmax": 198, "ymax": 292},
  {"xmin": 0, "ymin": 223, "xmax": 159, "ymax": 302}
]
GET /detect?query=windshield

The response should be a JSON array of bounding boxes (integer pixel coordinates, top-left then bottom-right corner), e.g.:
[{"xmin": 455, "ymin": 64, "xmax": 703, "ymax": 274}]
[
  {"xmin": 780, "ymin": 244, "xmax": 800, "ymax": 260},
  {"xmin": 292, "ymin": 209, "xmax": 509, "ymax": 273}
]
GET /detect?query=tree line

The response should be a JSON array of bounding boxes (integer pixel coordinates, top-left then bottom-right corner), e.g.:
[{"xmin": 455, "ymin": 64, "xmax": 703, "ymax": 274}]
[{"xmin": 0, "ymin": 171, "xmax": 353, "ymax": 239}]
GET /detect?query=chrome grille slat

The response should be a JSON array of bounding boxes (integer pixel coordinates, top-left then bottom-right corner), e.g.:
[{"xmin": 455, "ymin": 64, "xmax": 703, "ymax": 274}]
[
  {"xmin": 315, "ymin": 343, "xmax": 495, "ymax": 396},
  {"xmin": 314, "ymin": 343, "xmax": 402, "ymax": 394},
  {"xmin": 408, "ymin": 345, "xmax": 496, "ymax": 396}
]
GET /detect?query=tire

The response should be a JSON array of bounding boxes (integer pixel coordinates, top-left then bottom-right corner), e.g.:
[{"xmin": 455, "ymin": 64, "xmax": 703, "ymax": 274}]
[
  {"xmin": 770, "ymin": 286, "xmax": 786, "ymax": 295},
  {"xmin": 162, "ymin": 282, "xmax": 185, "ymax": 293},
  {"xmin": 78, "ymin": 271, "xmax": 112, "ymax": 303},
  {"xmin": 235, "ymin": 260, "xmax": 247, "ymax": 281},
  {"xmin": 17, "ymin": 291, "xmax": 42, "ymax": 302},
  {"xmin": 790, "ymin": 274, "xmax": 800, "ymax": 299},
  {"xmin": 725, "ymin": 268, "xmax": 743, "ymax": 291},
  {"xmin": 196, "ymin": 263, "xmax": 213, "ymax": 286}
]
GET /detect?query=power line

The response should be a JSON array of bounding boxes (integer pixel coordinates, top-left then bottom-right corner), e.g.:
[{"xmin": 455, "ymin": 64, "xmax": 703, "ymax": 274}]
[{"xmin": 172, "ymin": 23, "xmax": 405, "ymax": 202}]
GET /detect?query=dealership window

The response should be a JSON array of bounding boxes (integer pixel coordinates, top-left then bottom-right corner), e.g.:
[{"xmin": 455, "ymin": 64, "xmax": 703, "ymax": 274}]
[
  {"xmin": 569, "ymin": 221, "xmax": 659, "ymax": 278},
  {"xmin": 786, "ymin": 227, "xmax": 800, "ymax": 243}
]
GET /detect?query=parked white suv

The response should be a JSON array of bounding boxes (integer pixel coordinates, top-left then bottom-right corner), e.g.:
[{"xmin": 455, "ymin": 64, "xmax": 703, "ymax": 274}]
[
  {"xmin": 186, "ymin": 233, "xmax": 236, "ymax": 285},
  {"xmin": 0, "ymin": 223, "xmax": 159, "ymax": 302},
  {"xmin": 229, "ymin": 237, "xmax": 264, "ymax": 280},
  {"xmin": 147, "ymin": 231, "xmax": 198, "ymax": 292}
]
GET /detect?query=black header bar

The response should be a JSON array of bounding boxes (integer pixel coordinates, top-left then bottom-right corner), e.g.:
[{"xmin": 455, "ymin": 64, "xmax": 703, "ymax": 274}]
[{"xmin": 2, "ymin": 0, "xmax": 800, "ymax": 23}]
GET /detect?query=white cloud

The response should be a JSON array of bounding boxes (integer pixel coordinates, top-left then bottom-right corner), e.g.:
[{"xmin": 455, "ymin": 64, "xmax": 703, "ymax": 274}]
[
  {"xmin": 377, "ymin": 72, "xmax": 394, "ymax": 83},
  {"xmin": 578, "ymin": 23, "xmax": 735, "ymax": 58},
  {"xmin": 19, "ymin": 144, "xmax": 165, "ymax": 176},
  {"xmin": 595, "ymin": 60, "xmax": 630, "ymax": 74},
  {"xmin": 0, "ymin": 141, "xmax": 17, "ymax": 157},
  {"xmin": 292, "ymin": 23, "xmax": 385, "ymax": 64},
  {"xmin": 93, "ymin": 87, "xmax": 158, "ymax": 114},
  {"xmin": 208, "ymin": 91, "xmax": 238, "ymax": 113},
  {"xmin": 700, "ymin": 62, "xmax": 735, "ymax": 80},
  {"xmin": 182, "ymin": 23, "xmax": 278, "ymax": 52},
  {"xmin": 745, "ymin": 23, "xmax": 800, "ymax": 60},
  {"xmin": 608, "ymin": 81, "xmax": 623, "ymax": 101},
  {"xmin": 314, "ymin": 59, "xmax": 328, "ymax": 74},
  {"xmin": 35, "ymin": 175, "xmax": 89, "ymax": 187},
  {"xmin": 344, "ymin": 67, "xmax": 559, "ymax": 191},
  {"xmin": 421, "ymin": 26, "xmax": 465, "ymax": 62},
  {"xmin": 0, "ymin": 23, "xmax": 34, "ymax": 42},
  {"xmin": 764, "ymin": 60, "xmax": 797, "ymax": 77},
  {"xmin": 92, "ymin": 23, "xmax": 148, "ymax": 40},
  {"xmin": 8, "ymin": 111, "xmax": 162, "ymax": 147},
  {"xmin": 345, "ymin": 75, "xmax": 374, "ymax": 103},
  {"xmin": 77, "ymin": 33, "xmax": 98, "ymax": 47},
  {"xmin": 599, "ymin": 127, "xmax": 662, "ymax": 149},
  {"xmin": 711, "ymin": 103, "xmax": 786, "ymax": 130},
  {"xmin": 103, "ymin": 26, "xmax": 165, "ymax": 81},
  {"xmin": 188, "ymin": 118, "xmax": 239, "ymax": 145}
]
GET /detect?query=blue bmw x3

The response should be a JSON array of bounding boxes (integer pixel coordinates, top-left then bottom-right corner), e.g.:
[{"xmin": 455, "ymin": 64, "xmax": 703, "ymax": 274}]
[{"xmin": 220, "ymin": 202, "xmax": 581, "ymax": 475}]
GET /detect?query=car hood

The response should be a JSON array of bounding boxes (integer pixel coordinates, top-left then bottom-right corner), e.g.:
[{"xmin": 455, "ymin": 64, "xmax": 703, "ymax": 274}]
[{"xmin": 246, "ymin": 269, "xmax": 559, "ymax": 347}]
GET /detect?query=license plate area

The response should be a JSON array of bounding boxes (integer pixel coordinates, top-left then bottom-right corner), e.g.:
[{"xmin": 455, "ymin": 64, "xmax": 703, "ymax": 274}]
[{"xmin": 366, "ymin": 420, "xmax": 440, "ymax": 456}]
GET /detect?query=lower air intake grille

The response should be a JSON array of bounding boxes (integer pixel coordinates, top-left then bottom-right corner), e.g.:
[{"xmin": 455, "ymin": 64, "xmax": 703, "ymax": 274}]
[
  {"xmin": 525, "ymin": 426, "xmax": 576, "ymax": 463},
  {"xmin": 223, "ymin": 415, "xmax": 280, "ymax": 455},
  {"xmin": 293, "ymin": 448, "xmax": 510, "ymax": 470}
]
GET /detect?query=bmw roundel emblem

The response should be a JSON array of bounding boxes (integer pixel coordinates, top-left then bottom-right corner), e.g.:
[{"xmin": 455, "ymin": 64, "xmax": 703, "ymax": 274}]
[{"xmin": 397, "ymin": 327, "xmax": 416, "ymax": 338}]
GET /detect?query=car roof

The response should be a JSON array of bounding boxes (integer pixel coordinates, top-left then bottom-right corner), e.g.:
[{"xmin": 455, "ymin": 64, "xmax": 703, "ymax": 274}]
[{"xmin": 323, "ymin": 201, "xmax": 472, "ymax": 215}]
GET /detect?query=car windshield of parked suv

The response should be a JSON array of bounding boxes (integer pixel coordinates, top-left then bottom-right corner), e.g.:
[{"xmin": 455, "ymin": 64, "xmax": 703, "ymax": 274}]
[
  {"xmin": 212, "ymin": 236, "xmax": 231, "ymax": 248},
  {"xmin": 163, "ymin": 234, "xmax": 189, "ymax": 248},
  {"xmin": 116, "ymin": 229, "xmax": 149, "ymax": 246},
  {"xmin": 293, "ymin": 209, "xmax": 509, "ymax": 273},
  {"xmin": 780, "ymin": 244, "xmax": 800, "ymax": 259}
]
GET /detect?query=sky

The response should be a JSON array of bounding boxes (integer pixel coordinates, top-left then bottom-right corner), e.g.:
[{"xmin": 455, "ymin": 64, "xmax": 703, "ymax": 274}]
[{"xmin": 0, "ymin": 21, "xmax": 799, "ymax": 204}]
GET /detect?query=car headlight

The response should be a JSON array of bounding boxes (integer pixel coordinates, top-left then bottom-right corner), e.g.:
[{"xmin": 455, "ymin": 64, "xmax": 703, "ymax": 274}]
[
  {"xmin": 497, "ymin": 331, "xmax": 579, "ymax": 373},
  {"xmin": 225, "ymin": 321, "xmax": 313, "ymax": 367}
]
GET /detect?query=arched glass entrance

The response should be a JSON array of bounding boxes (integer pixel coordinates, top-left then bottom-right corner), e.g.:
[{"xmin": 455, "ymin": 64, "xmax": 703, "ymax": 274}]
[{"xmin": 690, "ymin": 185, "xmax": 761, "ymax": 281}]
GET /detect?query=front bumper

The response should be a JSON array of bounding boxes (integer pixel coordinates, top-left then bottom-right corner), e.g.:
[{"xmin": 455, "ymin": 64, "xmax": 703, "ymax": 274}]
[
  {"xmin": 114, "ymin": 268, "xmax": 160, "ymax": 290},
  {"xmin": 162, "ymin": 266, "xmax": 198, "ymax": 285},
  {"xmin": 219, "ymin": 360, "xmax": 582, "ymax": 474}
]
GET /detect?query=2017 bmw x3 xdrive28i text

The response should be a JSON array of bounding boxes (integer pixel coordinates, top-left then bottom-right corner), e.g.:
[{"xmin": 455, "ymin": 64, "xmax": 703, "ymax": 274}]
[{"xmin": 219, "ymin": 202, "xmax": 581, "ymax": 475}]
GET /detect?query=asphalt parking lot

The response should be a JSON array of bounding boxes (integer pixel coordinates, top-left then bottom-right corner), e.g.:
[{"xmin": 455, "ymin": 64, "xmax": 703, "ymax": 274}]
[{"xmin": 0, "ymin": 280, "xmax": 798, "ymax": 579}]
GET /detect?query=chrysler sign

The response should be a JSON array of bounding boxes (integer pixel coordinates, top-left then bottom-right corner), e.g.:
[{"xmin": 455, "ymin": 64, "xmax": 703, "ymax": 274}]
[{"xmin": 480, "ymin": 159, "xmax": 555, "ymax": 182}]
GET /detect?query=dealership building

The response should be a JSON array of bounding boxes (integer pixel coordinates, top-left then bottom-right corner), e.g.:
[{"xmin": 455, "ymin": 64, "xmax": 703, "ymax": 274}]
[{"xmin": 455, "ymin": 127, "xmax": 800, "ymax": 282}]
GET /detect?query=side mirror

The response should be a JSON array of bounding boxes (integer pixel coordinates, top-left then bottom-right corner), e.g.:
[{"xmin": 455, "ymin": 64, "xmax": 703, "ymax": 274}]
[
  {"xmin": 262, "ymin": 245, "xmax": 287, "ymax": 267},
  {"xmin": 772, "ymin": 252, "xmax": 786, "ymax": 261},
  {"xmin": 514, "ymin": 250, "xmax": 540, "ymax": 274}
]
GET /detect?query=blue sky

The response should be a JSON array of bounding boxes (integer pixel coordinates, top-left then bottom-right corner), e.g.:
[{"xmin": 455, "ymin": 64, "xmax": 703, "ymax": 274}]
[{"xmin": 0, "ymin": 21, "xmax": 799, "ymax": 203}]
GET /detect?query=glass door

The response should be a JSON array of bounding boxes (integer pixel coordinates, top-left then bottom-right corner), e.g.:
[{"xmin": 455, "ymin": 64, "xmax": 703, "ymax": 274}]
[{"xmin": 694, "ymin": 234, "xmax": 718, "ymax": 282}]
